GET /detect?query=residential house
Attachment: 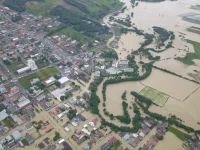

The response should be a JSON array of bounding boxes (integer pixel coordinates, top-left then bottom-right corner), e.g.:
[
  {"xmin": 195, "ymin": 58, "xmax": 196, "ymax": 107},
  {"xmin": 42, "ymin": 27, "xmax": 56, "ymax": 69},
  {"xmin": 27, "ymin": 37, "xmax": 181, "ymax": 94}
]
[{"xmin": 24, "ymin": 133, "xmax": 34, "ymax": 145}]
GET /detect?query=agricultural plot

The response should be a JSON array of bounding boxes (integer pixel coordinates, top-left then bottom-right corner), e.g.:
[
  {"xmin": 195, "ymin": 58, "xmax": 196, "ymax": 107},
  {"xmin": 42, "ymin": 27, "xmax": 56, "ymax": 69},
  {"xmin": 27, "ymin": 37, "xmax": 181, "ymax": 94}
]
[{"xmin": 140, "ymin": 87, "xmax": 169, "ymax": 107}]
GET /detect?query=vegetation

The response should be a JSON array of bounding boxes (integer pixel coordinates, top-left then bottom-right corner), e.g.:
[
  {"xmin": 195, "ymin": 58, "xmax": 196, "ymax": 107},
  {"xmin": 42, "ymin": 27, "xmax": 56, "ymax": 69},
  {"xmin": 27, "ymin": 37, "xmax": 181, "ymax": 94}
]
[
  {"xmin": 140, "ymin": 87, "xmax": 169, "ymax": 106},
  {"xmin": 115, "ymin": 101, "xmax": 131, "ymax": 124},
  {"xmin": 50, "ymin": 6, "xmax": 108, "ymax": 38},
  {"xmin": 187, "ymin": 40, "xmax": 200, "ymax": 55},
  {"xmin": 101, "ymin": 49, "xmax": 118, "ymax": 59},
  {"xmin": 3, "ymin": 118, "xmax": 12, "ymax": 128},
  {"xmin": 67, "ymin": 109, "xmax": 77, "ymax": 120},
  {"xmin": 18, "ymin": 67, "xmax": 58, "ymax": 88},
  {"xmin": 131, "ymin": 91, "xmax": 197, "ymax": 133},
  {"xmin": 11, "ymin": 15, "xmax": 23, "ymax": 22},
  {"xmin": 108, "ymin": 140, "xmax": 121, "ymax": 150},
  {"xmin": 53, "ymin": 132, "xmax": 61, "ymax": 141},
  {"xmin": 175, "ymin": 53, "xmax": 200, "ymax": 65},
  {"xmin": 3, "ymin": 0, "xmax": 44, "ymax": 12},
  {"xmin": 121, "ymin": 91, "xmax": 127, "ymax": 100},
  {"xmin": 168, "ymin": 126, "xmax": 186, "ymax": 141}
]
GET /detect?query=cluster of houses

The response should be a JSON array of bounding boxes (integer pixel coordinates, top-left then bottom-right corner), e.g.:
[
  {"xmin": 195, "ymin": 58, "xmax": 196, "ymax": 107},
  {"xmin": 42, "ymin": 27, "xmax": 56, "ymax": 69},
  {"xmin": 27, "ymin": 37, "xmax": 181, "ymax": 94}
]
[
  {"xmin": 116, "ymin": 119, "xmax": 168, "ymax": 149},
  {"xmin": 0, "ymin": 129, "xmax": 34, "ymax": 149},
  {"xmin": 94, "ymin": 58, "xmax": 134, "ymax": 78}
]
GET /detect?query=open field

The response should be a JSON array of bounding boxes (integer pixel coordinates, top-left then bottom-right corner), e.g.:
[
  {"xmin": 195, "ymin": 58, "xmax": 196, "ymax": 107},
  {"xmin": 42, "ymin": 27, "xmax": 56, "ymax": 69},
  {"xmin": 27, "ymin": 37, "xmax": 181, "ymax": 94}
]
[
  {"xmin": 175, "ymin": 53, "xmax": 200, "ymax": 65},
  {"xmin": 140, "ymin": 87, "xmax": 169, "ymax": 107},
  {"xmin": 25, "ymin": 0, "xmax": 74, "ymax": 16},
  {"xmin": 58, "ymin": 28, "xmax": 88, "ymax": 44},
  {"xmin": 154, "ymin": 132, "xmax": 184, "ymax": 150},
  {"xmin": 18, "ymin": 67, "xmax": 58, "ymax": 88},
  {"xmin": 168, "ymin": 126, "xmax": 186, "ymax": 141},
  {"xmin": 141, "ymin": 69, "xmax": 199, "ymax": 101},
  {"xmin": 7, "ymin": 61, "xmax": 24, "ymax": 70},
  {"xmin": 187, "ymin": 39, "xmax": 200, "ymax": 55}
]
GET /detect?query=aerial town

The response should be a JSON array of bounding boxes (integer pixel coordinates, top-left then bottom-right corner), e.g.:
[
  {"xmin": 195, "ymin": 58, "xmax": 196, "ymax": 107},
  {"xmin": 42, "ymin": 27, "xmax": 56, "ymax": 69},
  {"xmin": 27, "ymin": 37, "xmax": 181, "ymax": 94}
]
[{"xmin": 0, "ymin": 0, "xmax": 200, "ymax": 150}]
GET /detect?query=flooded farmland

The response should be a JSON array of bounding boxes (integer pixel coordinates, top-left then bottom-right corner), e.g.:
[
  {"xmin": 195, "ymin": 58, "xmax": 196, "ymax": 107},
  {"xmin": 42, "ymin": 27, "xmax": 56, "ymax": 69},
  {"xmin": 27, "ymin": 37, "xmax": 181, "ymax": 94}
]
[{"xmin": 154, "ymin": 132, "xmax": 184, "ymax": 150}]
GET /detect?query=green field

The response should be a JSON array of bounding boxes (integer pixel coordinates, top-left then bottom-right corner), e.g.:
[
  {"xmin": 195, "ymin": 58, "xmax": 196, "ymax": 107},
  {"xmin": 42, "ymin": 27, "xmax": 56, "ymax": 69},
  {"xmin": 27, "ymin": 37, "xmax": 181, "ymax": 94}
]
[
  {"xmin": 140, "ymin": 87, "xmax": 169, "ymax": 107},
  {"xmin": 59, "ymin": 28, "xmax": 89, "ymax": 44},
  {"xmin": 18, "ymin": 67, "xmax": 58, "ymax": 88},
  {"xmin": 26, "ymin": 0, "xmax": 122, "ymax": 16},
  {"xmin": 176, "ymin": 40, "xmax": 200, "ymax": 65},
  {"xmin": 187, "ymin": 40, "xmax": 200, "ymax": 55},
  {"xmin": 7, "ymin": 61, "xmax": 24, "ymax": 70},
  {"xmin": 113, "ymin": 28, "xmax": 122, "ymax": 36},
  {"xmin": 168, "ymin": 126, "xmax": 185, "ymax": 141},
  {"xmin": 175, "ymin": 53, "xmax": 200, "ymax": 65}
]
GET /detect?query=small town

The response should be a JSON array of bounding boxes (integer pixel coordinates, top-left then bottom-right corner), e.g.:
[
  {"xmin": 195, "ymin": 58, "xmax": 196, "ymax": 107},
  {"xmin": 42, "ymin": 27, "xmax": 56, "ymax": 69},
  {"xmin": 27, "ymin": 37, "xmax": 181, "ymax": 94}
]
[{"xmin": 1, "ymin": 0, "xmax": 200, "ymax": 150}]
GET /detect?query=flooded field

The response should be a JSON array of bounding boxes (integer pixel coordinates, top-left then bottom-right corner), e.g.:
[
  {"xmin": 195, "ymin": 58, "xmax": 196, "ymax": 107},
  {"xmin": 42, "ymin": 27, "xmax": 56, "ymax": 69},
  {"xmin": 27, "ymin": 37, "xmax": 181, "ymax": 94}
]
[
  {"xmin": 154, "ymin": 132, "xmax": 184, "ymax": 150},
  {"xmin": 106, "ymin": 81, "xmax": 145, "ymax": 116},
  {"xmin": 141, "ymin": 68, "xmax": 200, "ymax": 101},
  {"xmin": 116, "ymin": 32, "xmax": 145, "ymax": 59},
  {"xmin": 150, "ymin": 85, "xmax": 200, "ymax": 130}
]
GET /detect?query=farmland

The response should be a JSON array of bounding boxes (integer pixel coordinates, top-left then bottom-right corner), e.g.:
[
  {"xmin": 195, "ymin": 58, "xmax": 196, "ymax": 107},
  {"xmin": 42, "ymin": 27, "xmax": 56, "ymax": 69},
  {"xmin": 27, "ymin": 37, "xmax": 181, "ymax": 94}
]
[{"xmin": 140, "ymin": 87, "xmax": 169, "ymax": 107}]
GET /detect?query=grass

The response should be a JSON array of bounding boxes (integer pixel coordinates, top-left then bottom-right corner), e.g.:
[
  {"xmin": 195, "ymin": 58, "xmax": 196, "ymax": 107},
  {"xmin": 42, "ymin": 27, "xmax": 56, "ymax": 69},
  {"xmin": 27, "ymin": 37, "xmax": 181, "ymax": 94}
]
[
  {"xmin": 18, "ymin": 67, "xmax": 58, "ymax": 88},
  {"xmin": 108, "ymin": 140, "xmax": 121, "ymax": 150},
  {"xmin": 114, "ymin": 28, "xmax": 122, "ymax": 36},
  {"xmin": 59, "ymin": 28, "xmax": 88, "ymax": 44},
  {"xmin": 175, "ymin": 53, "xmax": 200, "ymax": 65},
  {"xmin": 35, "ymin": 60, "xmax": 48, "ymax": 69},
  {"xmin": 176, "ymin": 40, "xmax": 200, "ymax": 65},
  {"xmin": 168, "ymin": 126, "xmax": 185, "ymax": 141},
  {"xmin": 140, "ymin": 87, "xmax": 169, "ymax": 107},
  {"xmin": 7, "ymin": 61, "xmax": 24, "ymax": 70},
  {"xmin": 187, "ymin": 40, "xmax": 200, "ymax": 55},
  {"xmin": 3, "ymin": 118, "xmax": 12, "ymax": 128}
]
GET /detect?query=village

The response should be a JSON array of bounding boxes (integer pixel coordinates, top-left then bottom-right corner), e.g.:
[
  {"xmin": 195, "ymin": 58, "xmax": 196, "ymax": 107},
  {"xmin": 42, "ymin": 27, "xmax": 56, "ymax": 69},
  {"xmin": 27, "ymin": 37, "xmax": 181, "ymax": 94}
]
[{"xmin": 1, "ymin": 0, "xmax": 200, "ymax": 149}]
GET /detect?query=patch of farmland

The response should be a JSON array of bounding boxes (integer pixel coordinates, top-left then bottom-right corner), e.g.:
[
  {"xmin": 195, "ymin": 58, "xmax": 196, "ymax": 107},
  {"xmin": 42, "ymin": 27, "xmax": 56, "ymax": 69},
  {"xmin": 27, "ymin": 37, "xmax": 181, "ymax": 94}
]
[{"xmin": 140, "ymin": 87, "xmax": 169, "ymax": 107}]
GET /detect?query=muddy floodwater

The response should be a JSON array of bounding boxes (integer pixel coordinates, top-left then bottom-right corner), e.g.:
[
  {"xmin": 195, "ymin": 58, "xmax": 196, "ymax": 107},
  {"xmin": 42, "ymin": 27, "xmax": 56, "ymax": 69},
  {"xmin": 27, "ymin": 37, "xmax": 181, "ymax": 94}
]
[
  {"xmin": 141, "ymin": 69, "xmax": 200, "ymax": 101},
  {"xmin": 154, "ymin": 132, "xmax": 184, "ymax": 150}
]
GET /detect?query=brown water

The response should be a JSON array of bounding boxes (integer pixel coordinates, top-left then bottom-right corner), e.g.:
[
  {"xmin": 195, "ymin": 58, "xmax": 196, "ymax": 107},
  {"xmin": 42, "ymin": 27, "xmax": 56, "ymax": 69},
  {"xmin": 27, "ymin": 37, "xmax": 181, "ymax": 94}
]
[{"xmin": 154, "ymin": 132, "xmax": 184, "ymax": 150}]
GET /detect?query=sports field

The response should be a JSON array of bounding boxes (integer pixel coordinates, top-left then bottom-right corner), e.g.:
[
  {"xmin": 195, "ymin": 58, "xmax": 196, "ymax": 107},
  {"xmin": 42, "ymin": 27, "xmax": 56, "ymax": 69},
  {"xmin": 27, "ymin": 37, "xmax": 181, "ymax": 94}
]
[{"xmin": 140, "ymin": 87, "xmax": 169, "ymax": 107}]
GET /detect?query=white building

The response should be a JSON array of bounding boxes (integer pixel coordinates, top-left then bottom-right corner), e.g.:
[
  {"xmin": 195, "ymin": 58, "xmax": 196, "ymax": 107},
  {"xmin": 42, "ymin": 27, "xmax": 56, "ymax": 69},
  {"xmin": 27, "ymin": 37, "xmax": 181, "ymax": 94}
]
[{"xmin": 58, "ymin": 77, "xmax": 69, "ymax": 85}]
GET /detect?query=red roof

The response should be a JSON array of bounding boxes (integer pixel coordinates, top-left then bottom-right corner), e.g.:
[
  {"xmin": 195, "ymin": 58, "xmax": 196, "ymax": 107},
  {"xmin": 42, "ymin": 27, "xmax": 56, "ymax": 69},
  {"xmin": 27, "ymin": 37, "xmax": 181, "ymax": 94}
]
[
  {"xmin": 109, "ymin": 136, "xmax": 117, "ymax": 143},
  {"xmin": 25, "ymin": 105, "xmax": 33, "ymax": 110}
]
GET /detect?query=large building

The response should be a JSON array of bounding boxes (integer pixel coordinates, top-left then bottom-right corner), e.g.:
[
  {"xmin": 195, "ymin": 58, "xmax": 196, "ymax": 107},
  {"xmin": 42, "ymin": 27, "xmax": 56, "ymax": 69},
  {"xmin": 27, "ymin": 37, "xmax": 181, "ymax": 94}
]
[{"xmin": 17, "ymin": 59, "xmax": 38, "ymax": 74}]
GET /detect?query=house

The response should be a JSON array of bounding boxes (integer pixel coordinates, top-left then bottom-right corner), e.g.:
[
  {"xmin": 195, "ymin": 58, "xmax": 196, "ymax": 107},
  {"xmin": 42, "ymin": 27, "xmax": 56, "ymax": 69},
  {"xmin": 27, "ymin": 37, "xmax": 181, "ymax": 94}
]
[
  {"xmin": 123, "ymin": 134, "xmax": 130, "ymax": 141},
  {"xmin": 118, "ymin": 60, "xmax": 129, "ymax": 68},
  {"xmin": 101, "ymin": 142, "xmax": 112, "ymax": 150},
  {"xmin": 83, "ymin": 143, "xmax": 90, "ymax": 150},
  {"xmin": 30, "ymin": 78, "xmax": 40, "ymax": 85},
  {"xmin": 24, "ymin": 133, "xmax": 34, "ymax": 145},
  {"xmin": 94, "ymin": 71, "xmax": 101, "ymax": 79},
  {"xmin": 108, "ymin": 136, "xmax": 117, "ymax": 143},
  {"xmin": 129, "ymin": 140, "xmax": 137, "ymax": 148},
  {"xmin": 62, "ymin": 141, "xmax": 72, "ymax": 150},
  {"xmin": 0, "ymin": 109, "xmax": 8, "ymax": 121},
  {"xmin": 76, "ymin": 114, "xmax": 86, "ymax": 121},
  {"xmin": 0, "ymin": 84, "xmax": 7, "ymax": 94},
  {"xmin": 12, "ymin": 130, "xmax": 22, "ymax": 141}
]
